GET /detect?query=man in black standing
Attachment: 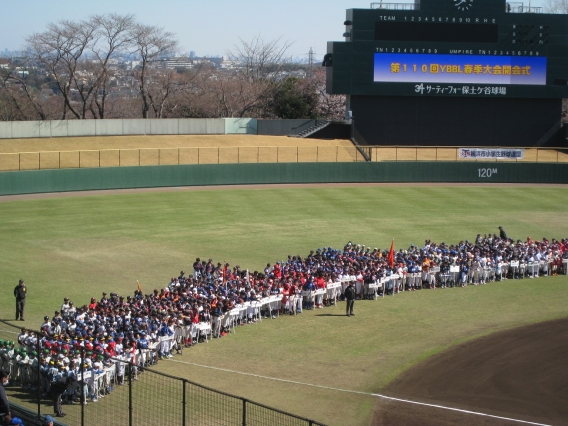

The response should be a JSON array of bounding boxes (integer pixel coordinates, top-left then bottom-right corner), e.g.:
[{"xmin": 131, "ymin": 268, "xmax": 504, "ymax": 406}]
[
  {"xmin": 345, "ymin": 282, "xmax": 356, "ymax": 317},
  {"xmin": 14, "ymin": 279, "xmax": 27, "ymax": 321},
  {"xmin": 498, "ymin": 226, "xmax": 507, "ymax": 240}
]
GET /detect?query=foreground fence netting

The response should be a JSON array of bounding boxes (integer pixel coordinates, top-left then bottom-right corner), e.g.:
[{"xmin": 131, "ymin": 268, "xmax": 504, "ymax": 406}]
[
  {"xmin": 1, "ymin": 146, "xmax": 567, "ymax": 171},
  {"xmin": 0, "ymin": 319, "xmax": 325, "ymax": 426}
]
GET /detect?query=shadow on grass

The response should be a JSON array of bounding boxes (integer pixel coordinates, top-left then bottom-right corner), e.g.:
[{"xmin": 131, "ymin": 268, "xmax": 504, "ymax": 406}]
[
  {"xmin": 6, "ymin": 385, "xmax": 46, "ymax": 406},
  {"xmin": 315, "ymin": 314, "xmax": 349, "ymax": 317}
]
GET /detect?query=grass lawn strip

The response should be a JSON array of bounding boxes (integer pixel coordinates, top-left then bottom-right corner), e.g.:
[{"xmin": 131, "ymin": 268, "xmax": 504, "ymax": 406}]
[{"xmin": 0, "ymin": 186, "xmax": 566, "ymax": 426}]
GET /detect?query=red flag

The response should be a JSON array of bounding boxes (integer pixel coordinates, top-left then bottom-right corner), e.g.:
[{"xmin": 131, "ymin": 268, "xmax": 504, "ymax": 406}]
[
  {"xmin": 223, "ymin": 263, "xmax": 228, "ymax": 283},
  {"xmin": 388, "ymin": 239, "xmax": 395, "ymax": 268}
]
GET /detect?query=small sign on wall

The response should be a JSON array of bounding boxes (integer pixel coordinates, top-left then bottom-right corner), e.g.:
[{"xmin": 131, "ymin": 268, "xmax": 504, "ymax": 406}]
[{"xmin": 459, "ymin": 148, "xmax": 524, "ymax": 159}]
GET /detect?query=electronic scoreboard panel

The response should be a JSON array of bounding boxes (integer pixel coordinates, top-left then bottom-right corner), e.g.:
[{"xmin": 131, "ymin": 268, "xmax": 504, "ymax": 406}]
[
  {"xmin": 325, "ymin": 0, "xmax": 568, "ymax": 146},
  {"xmin": 326, "ymin": 0, "xmax": 568, "ymax": 99}
]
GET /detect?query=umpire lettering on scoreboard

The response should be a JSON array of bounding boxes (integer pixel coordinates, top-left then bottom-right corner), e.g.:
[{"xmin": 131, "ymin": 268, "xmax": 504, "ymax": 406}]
[{"xmin": 14, "ymin": 279, "xmax": 27, "ymax": 321}]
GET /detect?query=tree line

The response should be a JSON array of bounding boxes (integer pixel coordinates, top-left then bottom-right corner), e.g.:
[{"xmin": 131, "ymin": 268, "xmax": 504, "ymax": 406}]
[{"xmin": 0, "ymin": 14, "xmax": 345, "ymax": 122}]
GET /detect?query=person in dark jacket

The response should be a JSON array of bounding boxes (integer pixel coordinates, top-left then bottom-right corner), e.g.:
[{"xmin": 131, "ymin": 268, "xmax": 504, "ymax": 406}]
[
  {"xmin": 13, "ymin": 280, "xmax": 27, "ymax": 321},
  {"xmin": 344, "ymin": 282, "xmax": 356, "ymax": 317},
  {"xmin": 49, "ymin": 375, "xmax": 68, "ymax": 418},
  {"xmin": 498, "ymin": 226, "xmax": 507, "ymax": 240},
  {"xmin": 0, "ymin": 370, "xmax": 11, "ymax": 421}
]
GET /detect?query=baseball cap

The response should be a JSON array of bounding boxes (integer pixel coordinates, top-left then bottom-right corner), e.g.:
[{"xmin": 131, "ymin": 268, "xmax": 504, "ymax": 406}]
[{"xmin": 43, "ymin": 415, "xmax": 55, "ymax": 425}]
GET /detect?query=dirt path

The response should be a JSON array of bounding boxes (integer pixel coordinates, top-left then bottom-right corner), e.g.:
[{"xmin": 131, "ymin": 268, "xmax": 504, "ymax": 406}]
[
  {"xmin": 1, "ymin": 182, "xmax": 567, "ymax": 203},
  {"xmin": 376, "ymin": 318, "xmax": 568, "ymax": 426}
]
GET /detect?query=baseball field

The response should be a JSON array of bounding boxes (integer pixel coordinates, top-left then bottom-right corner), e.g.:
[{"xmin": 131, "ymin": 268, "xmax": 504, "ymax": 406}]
[{"xmin": 1, "ymin": 183, "xmax": 567, "ymax": 425}]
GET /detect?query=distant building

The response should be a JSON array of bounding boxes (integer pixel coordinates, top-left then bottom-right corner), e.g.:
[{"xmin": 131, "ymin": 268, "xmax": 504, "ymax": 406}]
[
  {"xmin": 160, "ymin": 57, "xmax": 195, "ymax": 69},
  {"xmin": 219, "ymin": 56, "xmax": 240, "ymax": 69}
]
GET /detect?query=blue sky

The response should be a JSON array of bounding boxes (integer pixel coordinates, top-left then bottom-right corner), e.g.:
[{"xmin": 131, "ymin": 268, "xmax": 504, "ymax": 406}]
[{"xmin": 0, "ymin": 0, "xmax": 548, "ymax": 59}]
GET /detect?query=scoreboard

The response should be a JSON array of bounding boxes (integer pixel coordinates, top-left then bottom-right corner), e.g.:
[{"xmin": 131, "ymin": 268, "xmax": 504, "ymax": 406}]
[
  {"xmin": 326, "ymin": 0, "xmax": 568, "ymax": 99},
  {"xmin": 324, "ymin": 0, "xmax": 568, "ymax": 146}
]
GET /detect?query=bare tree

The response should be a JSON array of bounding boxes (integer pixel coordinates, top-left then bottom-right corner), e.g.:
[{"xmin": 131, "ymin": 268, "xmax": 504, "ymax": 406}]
[
  {"xmin": 90, "ymin": 14, "xmax": 135, "ymax": 119},
  {"xmin": 129, "ymin": 24, "xmax": 178, "ymax": 118},
  {"xmin": 176, "ymin": 68, "xmax": 226, "ymax": 118},
  {"xmin": 0, "ymin": 62, "xmax": 50, "ymax": 120},
  {"xmin": 226, "ymin": 36, "xmax": 294, "ymax": 117},
  {"xmin": 27, "ymin": 19, "xmax": 99, "ymax": 119},
  {"xmin": 544, "ymin": 0, "xmax": 568, "ymax": 13}
]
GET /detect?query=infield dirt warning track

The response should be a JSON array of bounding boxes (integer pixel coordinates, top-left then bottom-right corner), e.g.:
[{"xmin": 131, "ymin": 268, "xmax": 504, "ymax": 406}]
[{"xmin": 376, "ymin": 318, "xmax": 568, "ymax": 426}]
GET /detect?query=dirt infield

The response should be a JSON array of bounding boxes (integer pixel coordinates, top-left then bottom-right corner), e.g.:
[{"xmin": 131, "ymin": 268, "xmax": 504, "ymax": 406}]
[{"xmin": 375, "ymin": 318, "xmax": 568, "ymax": 426}]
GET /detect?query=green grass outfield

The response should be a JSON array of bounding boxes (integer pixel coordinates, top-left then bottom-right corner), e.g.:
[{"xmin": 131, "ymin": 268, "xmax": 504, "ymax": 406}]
[{"xmin": 0, "ymin": 185, "xmax": 567, "ymax": 426}]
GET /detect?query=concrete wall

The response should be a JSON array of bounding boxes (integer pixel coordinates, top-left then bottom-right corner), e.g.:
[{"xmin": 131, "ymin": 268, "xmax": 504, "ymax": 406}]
[
  {"xmin": 68, "ymin": 120, "xmax": 96, "ymax": 137},
  {"xmin": 95, "ymin": 119, "xmax": 123, "ymax": 136},
  {"xmin": 225, "ymin": 118, "xmax": 257, "ymax": 134},
  {"xmin": 0, "ymin": 118, "xmax": 229, "ymax": 138},
  {"xmin": 0, "ymin": 122, "xmax": 11, "ymax": 138},
  {"xmin": 1, "ymin": 162, "xmax": 567, "ymax": 196},
  {"xmin": 179, "ymin": 118, "xmax": 225, "ymax": 134},
  {"xmin": 0, "ymin": 118, "xmax": 328, "ymax": 138},
  {"xmin": 11, "ymin": 121, "xmax": 40, "ymax": 138},
  {"xmin": 50, "ymin": 121, "xmax": 68, "ymax": 137}
]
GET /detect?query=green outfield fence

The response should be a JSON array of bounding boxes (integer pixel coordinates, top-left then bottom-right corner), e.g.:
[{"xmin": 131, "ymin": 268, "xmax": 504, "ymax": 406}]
[
  {"xmin": 0, "ymin": 161, "xmax": 567, "ymax": 196},
  {"xmin": 0, "ymin": 320, "xmax": 326, "ymax": 426}
]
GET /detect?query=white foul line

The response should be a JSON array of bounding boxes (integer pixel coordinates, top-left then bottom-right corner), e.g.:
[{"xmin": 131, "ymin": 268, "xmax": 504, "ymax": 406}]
[
  {"xmin": 167, "ymin": 359, "xmax": 553, "ymax": 426},
  {"xmin": 0, "ymin": 328, "xmax": 21, "ymax": 336}
]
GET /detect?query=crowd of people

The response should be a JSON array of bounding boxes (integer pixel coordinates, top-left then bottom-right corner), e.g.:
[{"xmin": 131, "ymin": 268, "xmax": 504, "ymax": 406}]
[{"xmin": 1, "ymin": 227, "xmax": 567, "ymax": 420}]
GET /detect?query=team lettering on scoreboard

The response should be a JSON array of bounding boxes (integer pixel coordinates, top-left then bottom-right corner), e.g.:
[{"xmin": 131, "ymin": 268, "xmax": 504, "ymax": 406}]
[{"xmin": 414, "ymin": 84, "xmax": 507, "ymax": 95}]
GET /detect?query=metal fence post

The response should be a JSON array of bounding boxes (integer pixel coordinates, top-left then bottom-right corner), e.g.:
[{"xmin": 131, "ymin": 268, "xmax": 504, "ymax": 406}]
[
  {"xmin": 80, "ymin": 349, "xmax": 85, "ymax": 426},
  {"xmin": 36, "ymin": 331, "xmax": 41, "ymax": 419},
  {"xmin": 128, "ymin": 361, "xmax": 133, "ymax": 426},
  {"xmin": 242, "ymin": 398, "xmax": 247, "ymax": 426},
  {"xmin": 182, "ymin": 379, "xmax": 186, "ymax": 426}
]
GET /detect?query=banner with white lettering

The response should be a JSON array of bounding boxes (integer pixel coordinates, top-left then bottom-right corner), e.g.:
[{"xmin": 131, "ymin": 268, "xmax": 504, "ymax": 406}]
[{"xmin": 459, "ymin": 148, "xmax": 524, "ymax": 159}]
